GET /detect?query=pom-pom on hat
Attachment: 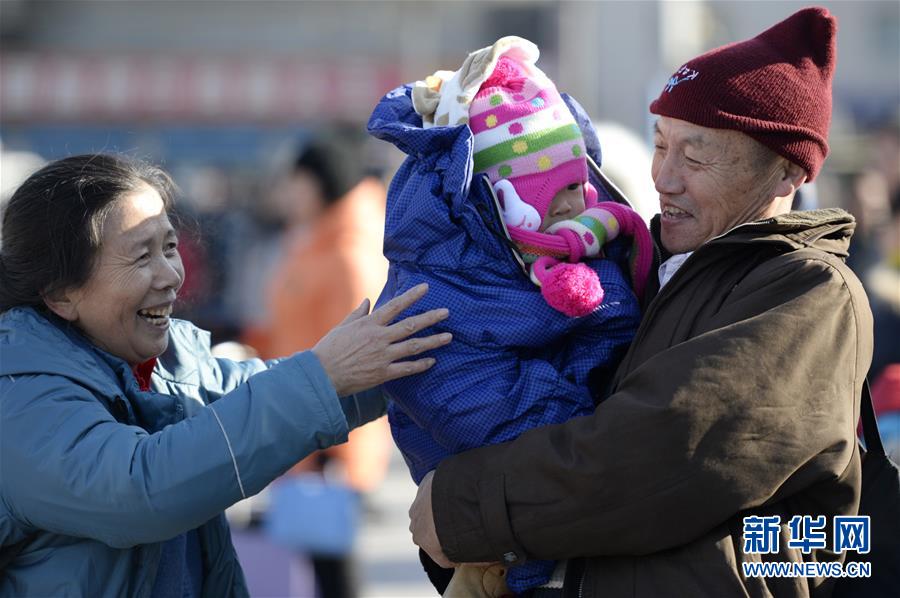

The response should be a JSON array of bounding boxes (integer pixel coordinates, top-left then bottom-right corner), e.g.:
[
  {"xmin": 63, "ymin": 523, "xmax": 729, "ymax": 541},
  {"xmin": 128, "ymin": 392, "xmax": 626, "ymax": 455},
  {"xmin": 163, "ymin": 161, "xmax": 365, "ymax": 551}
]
[
  {"xmin": 470, "ymin": 56, "xmax": 589, "ymax": 229},
  {"xmin": 649, "ymin": 6, "xmax": 837, "ymax": 181}
]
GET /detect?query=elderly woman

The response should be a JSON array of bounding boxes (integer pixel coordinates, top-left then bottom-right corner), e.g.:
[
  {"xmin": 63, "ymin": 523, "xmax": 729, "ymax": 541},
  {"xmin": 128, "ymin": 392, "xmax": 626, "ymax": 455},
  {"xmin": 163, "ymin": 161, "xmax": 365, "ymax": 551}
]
[{"xmin": 0, "ymin": 154, "xmax": 451, "ymax": 596}]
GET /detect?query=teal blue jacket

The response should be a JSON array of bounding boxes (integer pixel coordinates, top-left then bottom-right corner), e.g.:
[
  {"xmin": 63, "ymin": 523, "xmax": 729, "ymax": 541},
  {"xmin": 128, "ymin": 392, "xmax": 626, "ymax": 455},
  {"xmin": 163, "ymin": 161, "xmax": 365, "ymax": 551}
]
[{"xmin": 0, "ymin": 307, "xmax": 381, "ymax": 597}]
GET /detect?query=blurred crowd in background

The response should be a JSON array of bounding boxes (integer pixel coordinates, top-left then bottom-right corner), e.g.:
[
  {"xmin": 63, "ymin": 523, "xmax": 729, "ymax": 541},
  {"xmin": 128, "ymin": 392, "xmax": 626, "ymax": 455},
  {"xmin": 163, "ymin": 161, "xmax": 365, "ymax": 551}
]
[{"xmin": 2, "ymin": 2, "xmax": 898, "ymax": 597}]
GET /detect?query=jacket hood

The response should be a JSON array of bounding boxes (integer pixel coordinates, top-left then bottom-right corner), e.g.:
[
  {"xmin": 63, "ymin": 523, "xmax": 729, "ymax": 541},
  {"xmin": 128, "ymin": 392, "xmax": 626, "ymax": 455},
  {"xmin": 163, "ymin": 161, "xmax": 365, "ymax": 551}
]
[
  {"xmin": 0, "ymin": 307, "xmax": 205, "ymax": 401},
  {"xmin": 0, "ymin": 308, "xmax": 122, "ymax": 395},
  {"xmin": 652, "ymin": 208, "xmax": 856, "ymax": 262}
]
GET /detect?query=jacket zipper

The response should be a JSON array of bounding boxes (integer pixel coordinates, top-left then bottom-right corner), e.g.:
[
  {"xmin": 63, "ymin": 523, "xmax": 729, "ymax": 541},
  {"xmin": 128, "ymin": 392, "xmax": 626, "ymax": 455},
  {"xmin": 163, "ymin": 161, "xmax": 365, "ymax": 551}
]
[{"xmin": 562, "ymin": 557, "xmax": 586, "ymax": 598}]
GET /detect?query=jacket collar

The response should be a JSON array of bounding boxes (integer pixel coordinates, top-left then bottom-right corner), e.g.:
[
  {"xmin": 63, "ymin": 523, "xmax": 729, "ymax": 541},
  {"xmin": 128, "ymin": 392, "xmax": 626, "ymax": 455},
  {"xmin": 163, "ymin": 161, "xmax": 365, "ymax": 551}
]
[
  {"xmin": 0, "ymin": 306, "xmax": 207, "ymax": 397},
  {"xmin": 0, "ymin": 307, "xmax": 131, "ymax": 399},
  {"xmin": 649, "ymin": 208, "xmax": 855, "ymax": 259}
]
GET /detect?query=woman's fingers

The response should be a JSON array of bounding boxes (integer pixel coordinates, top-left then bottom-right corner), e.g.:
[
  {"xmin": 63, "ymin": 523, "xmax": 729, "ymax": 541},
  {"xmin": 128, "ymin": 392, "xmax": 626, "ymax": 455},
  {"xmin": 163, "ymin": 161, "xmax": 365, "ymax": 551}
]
[
  {"xmin": 339, "ymin": 298, "xmax": 371, "ymax": 326},
  {"xmin": 382, "ymin": 357, "xmax": 438, "ymax": 382},
  {"xmin": 371, "ymin": 283, "xmax": 429, "ymax": 324},
  {"xmin": 387, "ymin": 332, "xmax": 453, "ymax": 360},
  {"xmin": 386, "ymin": 308, "xmax": 450, "ymax": 342},
  {"xmin": 310, "ymin": 284, "xmax": 451, "ymax": 397}
]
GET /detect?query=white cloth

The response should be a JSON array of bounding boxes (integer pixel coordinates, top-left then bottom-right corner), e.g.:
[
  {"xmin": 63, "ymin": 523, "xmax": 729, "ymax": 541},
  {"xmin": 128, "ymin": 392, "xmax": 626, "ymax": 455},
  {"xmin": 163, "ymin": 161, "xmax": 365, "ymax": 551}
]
[
  {"xmin": 411, "ymin": 36, "xmax": 544, "ymax": 128},
  {"xmin": 658, "ymin": 252, "xmax": 693, "ymax": 289}
]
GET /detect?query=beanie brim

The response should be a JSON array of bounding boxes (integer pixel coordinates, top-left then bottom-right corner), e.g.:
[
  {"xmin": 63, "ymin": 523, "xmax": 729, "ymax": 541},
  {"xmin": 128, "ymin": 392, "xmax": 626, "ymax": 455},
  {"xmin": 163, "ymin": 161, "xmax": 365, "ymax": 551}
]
[{"xmin": 649, "ymin": 99, "xmax": 829, "ymax": 181}]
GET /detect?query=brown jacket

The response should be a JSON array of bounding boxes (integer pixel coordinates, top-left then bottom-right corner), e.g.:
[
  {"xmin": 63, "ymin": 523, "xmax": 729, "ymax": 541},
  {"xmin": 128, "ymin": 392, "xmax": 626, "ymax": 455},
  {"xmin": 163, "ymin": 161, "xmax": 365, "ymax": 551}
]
[{"xmin": 432, "ymin": 209, "xmax": 874, "ymax": 597}]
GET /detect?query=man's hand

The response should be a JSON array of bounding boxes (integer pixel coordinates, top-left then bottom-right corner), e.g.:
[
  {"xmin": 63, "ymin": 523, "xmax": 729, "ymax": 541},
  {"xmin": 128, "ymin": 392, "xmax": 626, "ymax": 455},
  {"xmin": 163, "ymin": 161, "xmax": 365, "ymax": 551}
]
[{"xmin": 409, "ymin": 470, "xmax": 455, "ymax": 569}]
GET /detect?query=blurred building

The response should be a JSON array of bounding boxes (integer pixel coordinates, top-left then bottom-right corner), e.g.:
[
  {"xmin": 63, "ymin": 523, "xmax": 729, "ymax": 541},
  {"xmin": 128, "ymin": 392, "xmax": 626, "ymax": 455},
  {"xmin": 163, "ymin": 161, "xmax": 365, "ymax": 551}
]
[{"xmin": 2, "ymin": 1, "xmax": 897, "ymax": 161}]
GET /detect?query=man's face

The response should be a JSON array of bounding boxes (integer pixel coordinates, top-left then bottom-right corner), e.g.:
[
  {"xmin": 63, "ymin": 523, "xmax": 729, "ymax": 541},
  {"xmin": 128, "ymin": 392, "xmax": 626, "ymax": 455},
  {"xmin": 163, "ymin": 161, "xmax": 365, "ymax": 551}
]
[{"xmin": 651, "ymin": 117, "xmax": 787, "ymax": 254}]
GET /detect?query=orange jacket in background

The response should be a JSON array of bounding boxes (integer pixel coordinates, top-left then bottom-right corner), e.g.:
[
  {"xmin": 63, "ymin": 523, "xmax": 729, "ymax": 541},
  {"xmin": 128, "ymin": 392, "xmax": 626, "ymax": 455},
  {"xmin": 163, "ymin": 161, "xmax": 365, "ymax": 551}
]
[
  {"xmin": 263, "ymin": 177, "xmax": 390, "ymax": 358},
  {"xmin": 263, "ymin": 177, "xmax": 391, "ymax": 492}
]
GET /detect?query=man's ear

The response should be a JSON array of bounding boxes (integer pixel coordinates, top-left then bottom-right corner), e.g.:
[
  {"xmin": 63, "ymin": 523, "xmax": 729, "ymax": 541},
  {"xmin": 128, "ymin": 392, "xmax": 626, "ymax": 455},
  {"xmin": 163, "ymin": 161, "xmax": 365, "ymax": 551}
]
[
  {"xmin": 774, "ymin": 161, "xmax": 808, "ymax": 199},
  {"xmin": 43, "ymin": 288, "xmax": 79, "ymax": 322}
]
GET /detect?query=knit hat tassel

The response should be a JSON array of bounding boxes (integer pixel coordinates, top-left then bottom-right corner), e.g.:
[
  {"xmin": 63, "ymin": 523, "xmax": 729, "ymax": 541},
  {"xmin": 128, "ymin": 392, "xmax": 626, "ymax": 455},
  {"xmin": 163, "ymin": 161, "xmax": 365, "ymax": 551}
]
[{"xmin": 531, "ymin": 257, "xmax": 604, "ymax": 318}]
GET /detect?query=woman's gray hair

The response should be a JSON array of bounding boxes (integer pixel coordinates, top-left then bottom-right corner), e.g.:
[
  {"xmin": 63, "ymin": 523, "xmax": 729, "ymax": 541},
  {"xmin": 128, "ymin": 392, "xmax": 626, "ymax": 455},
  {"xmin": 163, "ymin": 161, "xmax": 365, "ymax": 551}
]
[{"xmin": 0, "ymin": 154, "xmax": 176, "ymax": 313}]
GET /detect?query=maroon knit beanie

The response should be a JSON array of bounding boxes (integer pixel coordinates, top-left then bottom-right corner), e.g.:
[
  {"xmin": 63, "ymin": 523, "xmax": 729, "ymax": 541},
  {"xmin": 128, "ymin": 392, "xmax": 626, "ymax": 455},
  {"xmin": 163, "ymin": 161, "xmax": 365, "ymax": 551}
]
[{"xmin": 650, "ymin": 7, "xmax": 837, "ymax": 181}]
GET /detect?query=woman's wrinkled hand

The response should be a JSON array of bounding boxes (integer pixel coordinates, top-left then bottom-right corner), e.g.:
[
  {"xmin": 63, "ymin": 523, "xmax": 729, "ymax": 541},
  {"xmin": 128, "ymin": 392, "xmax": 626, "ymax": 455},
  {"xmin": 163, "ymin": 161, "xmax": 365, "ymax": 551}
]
[{"xmin": 312, "ymin": 283, "xmax": 451, "ymax": 397}]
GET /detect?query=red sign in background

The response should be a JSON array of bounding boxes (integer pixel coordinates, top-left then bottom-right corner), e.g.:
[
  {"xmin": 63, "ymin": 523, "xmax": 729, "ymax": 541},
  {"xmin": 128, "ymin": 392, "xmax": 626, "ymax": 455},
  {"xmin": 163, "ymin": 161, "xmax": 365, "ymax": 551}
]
[{"xmin": 0, "ymin": 53, "xmax": 402, "ymax": 123}]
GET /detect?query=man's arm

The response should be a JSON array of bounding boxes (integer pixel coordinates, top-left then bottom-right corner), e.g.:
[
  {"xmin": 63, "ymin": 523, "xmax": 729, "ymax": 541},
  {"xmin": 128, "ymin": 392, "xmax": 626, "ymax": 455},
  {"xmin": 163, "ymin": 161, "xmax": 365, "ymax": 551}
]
[{"xmin": 423, "ymin": 253, "xmax": 871, "ymax": 565}]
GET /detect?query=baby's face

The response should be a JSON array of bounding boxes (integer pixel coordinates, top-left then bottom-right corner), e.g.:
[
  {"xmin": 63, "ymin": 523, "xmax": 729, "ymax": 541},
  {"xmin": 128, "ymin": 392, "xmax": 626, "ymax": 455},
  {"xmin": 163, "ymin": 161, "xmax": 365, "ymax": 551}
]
[{"xmin": 540, "ymin": 183, "xmax": 586, "ymax": 231}]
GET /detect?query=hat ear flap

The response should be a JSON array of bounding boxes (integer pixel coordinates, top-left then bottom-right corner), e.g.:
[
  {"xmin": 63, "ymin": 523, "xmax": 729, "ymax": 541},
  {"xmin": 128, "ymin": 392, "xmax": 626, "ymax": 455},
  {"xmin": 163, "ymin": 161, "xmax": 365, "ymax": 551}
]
[{"xmin": 493, "ymin": 179, "xmax": 541, "ymax": 231}]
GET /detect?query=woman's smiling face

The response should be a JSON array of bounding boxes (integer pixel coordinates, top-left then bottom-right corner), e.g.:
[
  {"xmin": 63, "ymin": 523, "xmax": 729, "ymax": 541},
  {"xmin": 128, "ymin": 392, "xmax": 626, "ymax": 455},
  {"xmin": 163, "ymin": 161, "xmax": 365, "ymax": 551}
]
[{"xmin": 60, "ymin": 185, "xmax": 184, "ymax": 365}]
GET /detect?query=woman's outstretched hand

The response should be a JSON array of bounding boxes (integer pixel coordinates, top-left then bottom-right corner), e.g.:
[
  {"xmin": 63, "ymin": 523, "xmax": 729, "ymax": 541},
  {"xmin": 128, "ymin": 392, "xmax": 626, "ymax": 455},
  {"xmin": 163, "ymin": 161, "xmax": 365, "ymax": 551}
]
[{"xmin": 312, "ymin": 283, "xmax": 451, "ymax": 397}]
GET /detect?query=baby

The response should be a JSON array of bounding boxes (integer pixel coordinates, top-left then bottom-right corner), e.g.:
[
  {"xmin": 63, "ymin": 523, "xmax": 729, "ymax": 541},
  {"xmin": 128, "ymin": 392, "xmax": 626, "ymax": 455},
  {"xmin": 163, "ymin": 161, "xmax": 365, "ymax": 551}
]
[{"xmin": 369, "ymin": 37, "xmax": 651, "ymax": 596}]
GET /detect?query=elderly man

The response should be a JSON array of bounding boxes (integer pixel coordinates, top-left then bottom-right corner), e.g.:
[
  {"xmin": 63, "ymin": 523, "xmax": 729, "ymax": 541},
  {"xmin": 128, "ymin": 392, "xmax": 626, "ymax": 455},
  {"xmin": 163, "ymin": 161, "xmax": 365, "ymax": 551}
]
[{"xmin": 409, "ymin": 7, "xmax": 873, "ymax": 597}]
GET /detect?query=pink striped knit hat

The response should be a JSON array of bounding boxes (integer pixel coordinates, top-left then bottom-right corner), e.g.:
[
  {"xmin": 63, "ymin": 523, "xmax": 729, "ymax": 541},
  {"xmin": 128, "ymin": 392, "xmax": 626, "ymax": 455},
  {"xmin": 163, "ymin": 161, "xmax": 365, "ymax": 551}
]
[
  {"xmin": 470, "ymin": 56, "xmax": 595, "ymax": 230},
  {"xmin": 469, "ymin": 56, "xmax": 652, "ymax": 317}
]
